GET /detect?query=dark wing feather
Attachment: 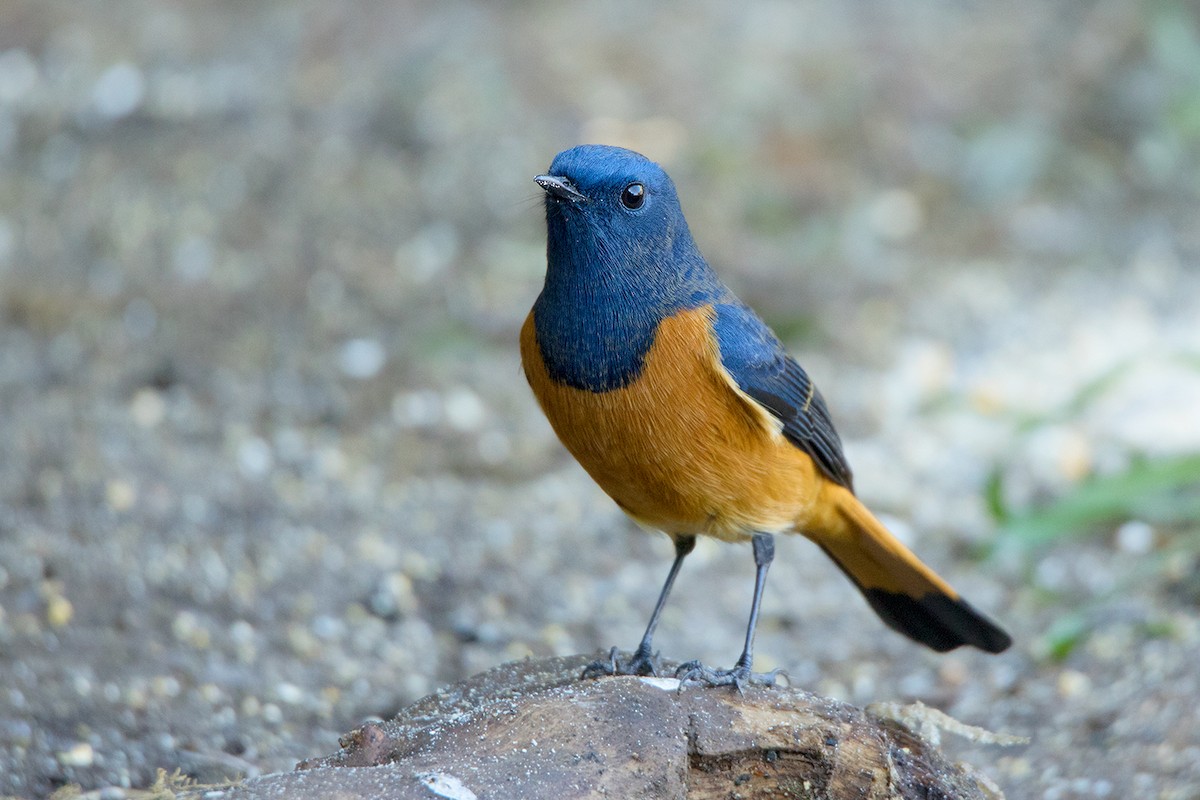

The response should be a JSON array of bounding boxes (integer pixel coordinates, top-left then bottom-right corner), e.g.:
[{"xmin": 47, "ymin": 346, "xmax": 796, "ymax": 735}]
[{"xmin": 712, "ymin": 302, "xmax": 854, "ymax": 491}]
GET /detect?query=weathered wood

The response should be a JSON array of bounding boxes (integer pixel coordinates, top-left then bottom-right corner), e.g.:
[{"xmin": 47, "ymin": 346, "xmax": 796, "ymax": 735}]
[{"xmin": 185, "ymin": 655, "xmax": 1010, "ymax": 799}]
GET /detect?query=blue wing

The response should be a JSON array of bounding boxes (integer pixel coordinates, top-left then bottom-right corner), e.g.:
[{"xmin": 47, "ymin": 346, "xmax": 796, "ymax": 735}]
[{"xmin": 712, "ymin": 302, "xmax": 854, "ymax": 491}]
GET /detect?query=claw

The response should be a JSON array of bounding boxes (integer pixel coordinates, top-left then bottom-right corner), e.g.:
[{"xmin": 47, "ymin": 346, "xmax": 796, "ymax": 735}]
[
  {"xmin": 580, "ymin": 646, "xmax": 662, "ymax": 679},
  {"xmin": 580, "ymin": 647, "xmax": 619, "ymax": 679},
  {"xmin": 674, "ymin": 660, "xmax": 787, "ymax": 692}
]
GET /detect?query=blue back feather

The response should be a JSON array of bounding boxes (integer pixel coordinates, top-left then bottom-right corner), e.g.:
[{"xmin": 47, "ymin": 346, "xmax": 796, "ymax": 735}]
[{"xmin": 712, "ymin": 303, "xmax": 853, "ymax": 489}]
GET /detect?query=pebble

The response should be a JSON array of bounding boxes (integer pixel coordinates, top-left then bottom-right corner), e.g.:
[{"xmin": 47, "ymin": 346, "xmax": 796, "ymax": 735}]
[
  {"xmin": 1115, "ymin": 521, "xmax": 1154, "ymax": 555},
  {"xmin": 129, "ymin": 389, "xmax": 166, "ymax": 428},
  {"xmin": 122, "ymin": 298, "xmax": 157, "ymax": 340},
  {"xmin": 237, "ymin": 437, "xmax": 273, "ymax": 478},
  {"xmin": 0, "ymin": 216, "xmax": 14, "ymax": 267},
  {"xmin": 1056, "ymin": 669, "xmax": 1092, "ymax": 699},
  {"xmin": 867, "ymin": 188, "xmax": 924, "ymax": 241},
  {"xmin": 152, "ymin": 675, "xmax": 181, "ymax": 698},
  {"xmin": 173, "ymin": 235, "xmax": 215, "ymax": 282},
  {"xmin": 240, "ymin": 697, "xmax": 261, "ymax": 718},
  {"xmin": 57, "ymin": 742, "xmax": 95, "ymax": 768},
  {"xmin": 311, "ymin": 614, "xmax": 346, "ymax": 641},
  {"xmin": 91, "ymin": 62, "xmax": 146, "ymax": 120},
  {"xmin": 0, "ymin": 48, "xmax": 38, "ymax": 104},
  {"xmin": 261, "ymin": 703, "xmax": 283, "ymax": 725},
  {"xmin": 339, "ymin": 338, "xmax": 386, "ymax": 380},
  {"xmin": 393, "ymin": 390, "xmax": 443, "ymax": 428},
  {"xmin": 105, "ymin": 480, "xmax": 137, "ymax": 513},
  {"xmin": 275, "ymin": 682, "xmax": 304, "ymax": 705},
  {"xmin": 171, "ymin": 610, "xmax": 211, "ymax": 649},
  {"xmin": 443, "ymin": 387, "xmax": 487, "ymax": 432},
  {"xmin": 45, "ymin": 592, "xmax": 73, "ymax": 628},
  {"xmin": 366, "ymin": 572, "xmax": 418, "ymax": 620}
]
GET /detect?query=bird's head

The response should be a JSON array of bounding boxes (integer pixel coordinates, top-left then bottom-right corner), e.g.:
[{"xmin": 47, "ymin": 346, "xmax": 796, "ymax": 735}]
[{"xmin": 534, "ymin": 145, "xmax": 701, "ymax": 285}]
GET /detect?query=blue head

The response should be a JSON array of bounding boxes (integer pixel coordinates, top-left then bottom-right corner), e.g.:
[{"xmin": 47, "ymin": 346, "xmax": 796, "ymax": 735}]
[{"xmin": 532, "ymin": 145, "xmax": 726, "ymax": 392}]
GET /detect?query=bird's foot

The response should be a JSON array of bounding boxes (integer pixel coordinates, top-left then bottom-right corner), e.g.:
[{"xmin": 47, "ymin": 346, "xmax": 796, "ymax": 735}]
[
  {"xmin": 581, "ymin": 645, "xmax": 662, "ymax": 679},
  {"xmin": 673, "ymin": 659, "xmax": 787, "ymax": 692}
]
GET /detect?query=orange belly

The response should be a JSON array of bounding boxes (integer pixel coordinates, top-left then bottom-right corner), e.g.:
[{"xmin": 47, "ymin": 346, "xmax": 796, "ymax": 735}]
[{"xmin": 521, "ymin": 306, "xmax": 824, "ymax": 541}]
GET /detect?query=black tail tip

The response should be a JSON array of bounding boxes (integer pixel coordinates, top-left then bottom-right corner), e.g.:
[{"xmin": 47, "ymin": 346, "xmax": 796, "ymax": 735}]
[{"xmin": 863, "ymin": 589, "xmax": 1012, "ymax": 654}]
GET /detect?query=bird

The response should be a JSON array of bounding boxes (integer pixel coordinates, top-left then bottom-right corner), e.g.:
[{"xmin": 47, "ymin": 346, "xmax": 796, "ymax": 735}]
[{"xmin": 520, "ymin": 144, "xmax": 1011, "ymax": 687}]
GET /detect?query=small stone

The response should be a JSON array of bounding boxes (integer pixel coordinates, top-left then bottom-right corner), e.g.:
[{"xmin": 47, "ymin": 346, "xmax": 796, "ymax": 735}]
[
  {"xmin": 237, "ymin": 437, "xmax": 273, "ymax": 478},
  {"xmin": 262, "ymin": 702, "xmax": 283, "ymax": 724},
  {"xmin": 57, "ymin": 741, "xmax": 95, "ymax": 767},
  {"xmin": 312, "ymin": 614, "xmax": 346, "ymax": 641},
  {"xmin": 392, "ymin": 389, "xmax": 442, "ymax": 428},
  {"xmin": 443, "ymin": 387, "xmax": 486, "ymax": 432},
  {"xmin": 286, "ymin": 623, "xmax": 318, "ymax": 658},
  {"xmin": 230, "ymin": 619, "xmax": 256, "ymax": 644},
  {"xmin": 171, "ymin": 610, "xmax": 211, "ymax": 649},
  {"xmin": 938, "ymin": 658, "xmax": 968, "ymax": 688},
  {"xmin": 867, "ymin": 188, "xmax": 924, "ymax": 241},
  {"xmin": 106, "ymin": 479, "xmax": 137, "ymax": 512},
  {"xmin": 339, "ymin": 338, "xmax": 386, "ymax": 379},
  {"xmin": 477, "ymin": 430, "xmax": 511, "ymax": 464},
  {"xmin": 153, "ymin": 675, "xmax": 182, "ymax": 698},
  {"xmin": 240, "ymin": 696, "xmax": 261, "ymax": 717},
  {"xmin": 276, "ymin": 682, "xmax": 304, "ymax": 705},
  {"xmin": 1057, "ymin": 668, "xmax": 1091, "ymax": 698},
  {"xmin": 1115, "ymin": 520, "xmax": 1154, "ymax": 555},
  {"xmin": 1056, "ymin": 429, "xmax": 1093, "ymax": 482},
  {"xmin": 173, "ymin": 235, "xmax": 215, "ymax": 282},
  {"xmin": 91, "ymin": 62, "xmax": 146, "ymax": 120},
  {"xmin": 46, "ymin": 592, "xmax": 74, "ymax": 628},
  {"xmin": 1001, "ymin": 756, "xmax": 1033, "ymax": 779},
  {"xmin": 130, "ymin": 389, "xmax": 166, "ymax": 428},
  {"xmin": 366, "ymin": 572, "xmax": 418, "ymax": 620},
  {"xmin": 417, "ymin": 771, "xmax": 479, "ymax": 800},
  {"xmin": 0, "ymin": 215, "xmax": 14, "ymax": 267},
  {"xmin": 122, "ymin": 298, "xmax": 157, "ymax": 340},
  {"xmin": 0, "ymin": 49, "xmax": 38, "ymax": 104}
]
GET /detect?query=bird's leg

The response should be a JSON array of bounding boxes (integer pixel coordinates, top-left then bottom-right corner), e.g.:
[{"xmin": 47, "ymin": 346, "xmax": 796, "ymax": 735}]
[
  {"xmin": 676, "ymin": 532, "xmax": 786, "ymax": 690},
  {"xmin": 583, "ymin": 535, "xmax": 696, "ymax": 679}
]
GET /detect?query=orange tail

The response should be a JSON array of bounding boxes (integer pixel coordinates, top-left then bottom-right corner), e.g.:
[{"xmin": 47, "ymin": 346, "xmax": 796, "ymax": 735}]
[{"xmin": 807, "ymin": 485, "xmax": 1011, "ymax": 653}]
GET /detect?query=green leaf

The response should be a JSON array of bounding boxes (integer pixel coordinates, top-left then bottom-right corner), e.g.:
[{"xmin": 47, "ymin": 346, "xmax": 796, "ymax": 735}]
[
  {"xmin": 983, "ymin": 466, "xmax": 1010, "ymax": 523},
  {"xmin": 1042, "ymin": 615, "xmax": 1091, "ymax": 662},
  {"xmin": 999, "ymin": 453, "xmax": 1200, "ymax": 548}
]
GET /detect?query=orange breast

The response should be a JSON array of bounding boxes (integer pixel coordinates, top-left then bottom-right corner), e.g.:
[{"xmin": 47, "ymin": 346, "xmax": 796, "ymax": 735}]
[{"xmin": 520, "ymin": 306, "xmax": 824, "ymax": 541}]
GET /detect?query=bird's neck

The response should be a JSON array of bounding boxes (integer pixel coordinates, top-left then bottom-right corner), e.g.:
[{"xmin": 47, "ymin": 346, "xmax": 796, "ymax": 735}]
[{"xmin": 533, "ymin": 228, "xmax": 721, "ymax": 393}]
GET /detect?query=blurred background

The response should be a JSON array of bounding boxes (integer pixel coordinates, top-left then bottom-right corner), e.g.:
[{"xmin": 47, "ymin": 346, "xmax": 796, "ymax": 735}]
[{"xmin": 1, "ymin": 1, "xmax": 1199, "ymax": 797}]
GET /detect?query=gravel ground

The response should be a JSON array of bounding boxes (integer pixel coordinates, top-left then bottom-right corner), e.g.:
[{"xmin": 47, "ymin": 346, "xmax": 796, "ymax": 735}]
[{"xmin": 2, "ymin": 2, "xmax": 1199, "ymax": 798}]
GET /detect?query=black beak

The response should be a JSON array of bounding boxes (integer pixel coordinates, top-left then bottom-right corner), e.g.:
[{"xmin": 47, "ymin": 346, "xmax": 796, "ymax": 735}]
[{"xmin": 534, "ymin": 174, "xmax": 587, "ymax": 203}]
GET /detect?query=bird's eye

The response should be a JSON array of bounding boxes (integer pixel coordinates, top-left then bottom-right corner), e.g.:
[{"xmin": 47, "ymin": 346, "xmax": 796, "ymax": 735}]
[{"xmin": 620, "ymin": 183, "xmax": 645, "ymax": 209}]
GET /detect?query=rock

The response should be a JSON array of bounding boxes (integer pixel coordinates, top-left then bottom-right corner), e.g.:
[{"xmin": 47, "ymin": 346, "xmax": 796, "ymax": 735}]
[{"xmin": 182, "ymin": 655, "xmax": 1008, "ymax": 799}]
